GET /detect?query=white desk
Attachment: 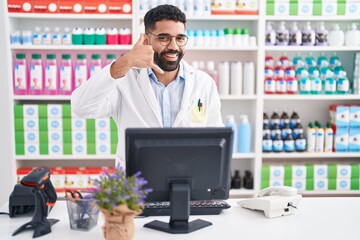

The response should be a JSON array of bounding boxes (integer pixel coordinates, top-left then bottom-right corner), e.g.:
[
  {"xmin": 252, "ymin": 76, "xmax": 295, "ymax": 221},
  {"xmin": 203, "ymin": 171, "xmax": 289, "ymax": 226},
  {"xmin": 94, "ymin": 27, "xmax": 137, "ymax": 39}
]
[{"xmin": 1, "ymin": 198, "xmax": 359, "ymax": 240}]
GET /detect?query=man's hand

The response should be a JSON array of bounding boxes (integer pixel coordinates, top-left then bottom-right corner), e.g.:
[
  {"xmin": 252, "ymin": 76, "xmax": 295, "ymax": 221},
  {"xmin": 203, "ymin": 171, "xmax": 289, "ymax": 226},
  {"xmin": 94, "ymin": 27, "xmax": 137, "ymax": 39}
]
[{"xmin": 110, "ymin": 34, "xmax": 164, "ymax": 79}]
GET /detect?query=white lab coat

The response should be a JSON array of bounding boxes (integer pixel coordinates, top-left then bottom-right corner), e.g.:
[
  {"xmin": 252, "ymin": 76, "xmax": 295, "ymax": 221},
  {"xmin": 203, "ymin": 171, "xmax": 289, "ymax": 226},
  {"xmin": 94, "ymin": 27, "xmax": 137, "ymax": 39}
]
[{"xmin": 71, "ymin": 60, "xmax": 224, "ymax": 166}]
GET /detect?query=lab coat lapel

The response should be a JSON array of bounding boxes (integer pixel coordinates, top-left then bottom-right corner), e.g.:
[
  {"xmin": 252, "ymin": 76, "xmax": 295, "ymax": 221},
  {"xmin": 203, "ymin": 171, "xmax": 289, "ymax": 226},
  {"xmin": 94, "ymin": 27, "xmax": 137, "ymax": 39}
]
[
  {"xmin": 173, "ymin": 62, "xmax": 194, "ymax": 127},
  {"xmin": 136, "ymin": 69, "xmax": 162, "ymax": 125}
]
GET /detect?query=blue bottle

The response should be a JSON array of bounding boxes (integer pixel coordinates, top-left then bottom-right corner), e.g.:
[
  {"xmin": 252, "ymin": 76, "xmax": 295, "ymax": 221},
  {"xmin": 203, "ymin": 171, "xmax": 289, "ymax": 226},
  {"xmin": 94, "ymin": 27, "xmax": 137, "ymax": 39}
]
[
  {"xmin": 239, "ymin": 115, "xmax": 251, "ymax": 153},
  {"xmin": 225, "ymin": 115, "xmax": 238, "ymax": 154}
]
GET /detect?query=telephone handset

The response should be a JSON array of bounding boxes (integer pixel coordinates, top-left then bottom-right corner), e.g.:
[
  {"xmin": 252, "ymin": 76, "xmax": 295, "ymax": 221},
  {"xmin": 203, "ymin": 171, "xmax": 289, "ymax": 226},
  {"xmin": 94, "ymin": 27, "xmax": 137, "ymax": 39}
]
[{"xmin": 258, "ymin": 186, "xmax": 297, "ymax": 197}]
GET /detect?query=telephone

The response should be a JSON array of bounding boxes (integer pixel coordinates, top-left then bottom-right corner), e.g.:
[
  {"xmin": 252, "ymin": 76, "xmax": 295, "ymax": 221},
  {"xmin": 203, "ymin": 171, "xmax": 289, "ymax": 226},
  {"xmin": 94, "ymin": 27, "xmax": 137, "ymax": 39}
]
[{"xmin": 237, "ymin": 186, "xmax": 302, "ymax": 218}]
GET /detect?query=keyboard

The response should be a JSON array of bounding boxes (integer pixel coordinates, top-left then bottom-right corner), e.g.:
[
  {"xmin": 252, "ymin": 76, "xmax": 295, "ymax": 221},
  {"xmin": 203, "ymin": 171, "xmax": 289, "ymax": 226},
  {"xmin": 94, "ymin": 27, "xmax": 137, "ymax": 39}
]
[{"xmin": 141, "ymin": 200, "xmax": 231, "ymax": 216}]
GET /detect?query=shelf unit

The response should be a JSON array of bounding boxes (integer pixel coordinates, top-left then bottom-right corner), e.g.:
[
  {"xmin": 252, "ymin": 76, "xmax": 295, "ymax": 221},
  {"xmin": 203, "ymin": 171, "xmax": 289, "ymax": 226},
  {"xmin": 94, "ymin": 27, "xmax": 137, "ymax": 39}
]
[{"xmin": 1, "ymin": 1, "xmax": 360, "ymax": 202}]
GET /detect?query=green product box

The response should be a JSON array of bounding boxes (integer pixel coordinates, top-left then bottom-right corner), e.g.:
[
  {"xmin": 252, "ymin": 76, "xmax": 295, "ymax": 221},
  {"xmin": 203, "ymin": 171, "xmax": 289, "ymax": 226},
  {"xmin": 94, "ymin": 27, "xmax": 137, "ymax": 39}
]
[
  {"xmin": 328, "ymin": 178, "xmax": 337, "ymax": 190},
  {"xmin": 14, "ymin": 118, "xmax": 24, "ymax": 131},
  {"xmin": 63, "ymin": 143, "xmax": 72, "ymax": 155},
  {"xmin": 62, "ymin": 104, "xmax": 72, "ymax": 118},
  {"xmin": 284, "ymin": 165, "xmax": 292, "ymax": 180},
  {"xmin": 38, "ymin": 104, "xmax": 47, "ymax": 118},
  {"xmin": 284, "ymin": 179, "xmax": 292, "ymax": 186},
  {"xmin": 111, "ymin": 143, "xmax": 117, "ymax": 154},
  {"xmin": 261, "ymin": 180, "xmax": 270, "ymax": 189},
  {"xmin": 15, "ymin": 143, "xmax": 24, "ymax": 155},
  {"xmin": 306, "ymin": 164, "xmax": 314, "ymax": 179},
  {"xmin": 87, "ymin": 143, "xmax": 96, "ymax": 155},
  {"xmin": 351, "ymin": 164, "xmax": 359, "ymax": 179},
  {"xmin": 306, "ymin": 178, "xmax": 314, "ymax": 190},
  {"xmin": 261, "ymin": 165, "xmax": 270, "ymax": 181},
  {"xmin": 14, "ymin": 104, "xmax": 23, "ymax": 118},
  {"xmin": 351, "ymin": 178, "xmax": 359, "ymax": 190},
  {"xmin": 328, "ymin": 164, "xmax": 337, "ymax": 179},
  {"xmin": 62, "ymin": 117, "xmax": 72, "ymax": 131},
  {"xmin": 15, "ymin": 131, "xmax": 24, "ymax": 143}
]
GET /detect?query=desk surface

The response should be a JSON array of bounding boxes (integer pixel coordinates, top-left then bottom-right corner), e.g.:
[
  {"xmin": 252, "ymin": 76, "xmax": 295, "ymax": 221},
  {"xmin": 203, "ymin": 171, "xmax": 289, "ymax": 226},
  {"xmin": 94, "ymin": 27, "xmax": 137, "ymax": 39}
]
[{"xmin": 1, "ymin": 197, "xmax": 359, "ymax": 240}]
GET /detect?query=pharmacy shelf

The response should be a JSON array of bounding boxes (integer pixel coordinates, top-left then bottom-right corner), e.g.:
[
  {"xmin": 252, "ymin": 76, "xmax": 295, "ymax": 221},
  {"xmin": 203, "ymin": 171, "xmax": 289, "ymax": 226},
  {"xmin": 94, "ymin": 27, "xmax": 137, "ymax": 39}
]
[
  {"xmin": 15, "ymin": 155, "xmax": 116, "ymax": 160},
  {"xmin": 187, "ymin": 15, "xmax": 259, "ymax": 21},
  {"xmin": 229, "ymin": 188, "xmax": 255, "ymax": 198},
  {"xmin": 187, "ymin": 46, "xmax": 258, "ymax": 51},
  {"xmin": 10, "ymin": 45, "xmax": 132, "ymax": 50},
  {"xmin": 8, "ymin": 13, "xmax": 132, "ymax": 20},
  {"xmin": 220, "ymin": 95, "xmax": 257, "ymax": 100},
  {"xmin": 265, "ymin": 16, "xmax": 360, "ymax": 21},
  {"xmin": 300, "ymin": 190, "xmax": 360, "ymax": 196},
  {"xmin": 263, "ymin": 95, "xmax": 360, "ymax": 101},
  {"xmin": 262, "ymin": 152, "xmax": 360, "ymax": 159},
  {"xmin": 13, "ymin": 95, "xmax": 71, "ymax": 101},
  {"xmin": 265, "ymin": 46, "xmax": 360, "ymax": 52},
  {"xmin": 232, "ymin": 153, "xmax": 256, "ymax": 159}
]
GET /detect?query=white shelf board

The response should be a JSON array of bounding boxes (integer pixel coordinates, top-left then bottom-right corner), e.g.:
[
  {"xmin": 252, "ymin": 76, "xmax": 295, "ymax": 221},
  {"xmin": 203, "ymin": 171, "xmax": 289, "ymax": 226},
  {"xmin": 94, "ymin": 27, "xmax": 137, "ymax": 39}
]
[
  {"xmin": 8, "ymin": 13, "xmax": 132, "ymax": 19},
  {"xmin": 262, "ymin": 152, "xmax": 360, "ymax": 159},
  {"xmin": 13, "ymin": 95, "xmax": 71, "ymax": 101},
  {"xmin": 265, "ymin": 46, "xmax": 360, "ymax": 52},
  {"xmin": 10, "ymin": 44, "xmax": 132, "ymax": 50},
  {"xmin": 300, "ymin": 190, "xmax": 360, "ymax": 196},
  {"xmin": 265, "ymin": 15, "xmax": 360, "ymax": 21},
  {"xmin": 229, "ymin": 188, "xmax": 255, "ymax": 198},
  {"xmin": 187, "ymin": 46, "xmax": 258, "ymax": 51},
  {"xmin": 232, "ymin": 153, "xmax": 256, "ymax": 159},
  {"xmin": 15, "ymin": 155, "xmax": 116, "ymax": 160},
  {"xmin": 187, "ymin": 15, "xmax": 259, "ymax": 21},
  {"xmin": 220, "ymin": 95, "xmax": 257, "ymax": 100},
  {"xmin": 263, "ymin": 94, "xmax": 360, "ymax": 101}
]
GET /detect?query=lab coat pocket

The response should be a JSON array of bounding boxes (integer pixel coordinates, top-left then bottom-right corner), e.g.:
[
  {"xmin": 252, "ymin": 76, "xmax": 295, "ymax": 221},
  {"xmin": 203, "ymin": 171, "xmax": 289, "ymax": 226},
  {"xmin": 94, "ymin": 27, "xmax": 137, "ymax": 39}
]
[{"xmin": 191, "ymin": 106, "xmax": 206, "ymax": 124}]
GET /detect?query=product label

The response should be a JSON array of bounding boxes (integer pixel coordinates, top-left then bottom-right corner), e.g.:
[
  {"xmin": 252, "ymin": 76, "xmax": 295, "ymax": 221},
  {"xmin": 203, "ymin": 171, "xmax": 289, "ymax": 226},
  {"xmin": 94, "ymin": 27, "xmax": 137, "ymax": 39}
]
[
  {"xmin": 45, "ymin": 65, "xmax": 57, "ymax": 90},
  {"xmin": 262, "ymin": 139, "xmax": 272, "ymax": 152},
  {"xmin": 295, "ymin": 139, "xmax": 306, "ymax": 151},
  {"xmin": 62, "ymin": 33, "xmax": 72, "ymax": 44},
  {"xmin": 30, "ymin": 65, "xmax": 43, "ymax": 90},
  {"xmin": 325, "ymin": 79, "xmax": 336, "ymax": 92},
  {"xmin": 272, "ymin": 140, "xmax": 283, "ymax": 152},
  {"xmin": 287, "ymin": 79, "xmax": 298, "ymax": 93},
  {"xmin": 284, "ymin": 139, "xmax": 295, "ymax": 152},
  {"xmin": 337, "ymin": 79, "xmax": 349, "ymax": 92},
  {"xmin": 299, "ymin": 78, "xmax": 311, "ymax": 92},
  {"xmin": 276, "ymin": 79, "xmax": 287, "ymax": 93},
  {"xmin": 14, "ymin": 64, "xmax": 27, "ymax": 90},
  {"xmin": 60, "ymin": 66, "xmax": 72, "ymax": 91},
  {"xmin": 264, "ymin": 79, "xmax": 276, "ymax": 93},
  {"xmin": 75, "ymin": 65, "xmax": 87, "ymax": 88},
  {"xmin": 311, "ymin": 79, "xmax": 322, "ymax": 92}
]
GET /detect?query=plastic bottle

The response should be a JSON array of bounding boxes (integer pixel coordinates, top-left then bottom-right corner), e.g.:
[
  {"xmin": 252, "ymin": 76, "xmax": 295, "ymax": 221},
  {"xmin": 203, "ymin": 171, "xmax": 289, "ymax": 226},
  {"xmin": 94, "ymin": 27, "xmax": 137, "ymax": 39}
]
[
  {"xmin": 105, "ymin": 54, "xmax": 117, "ymax": 65},
  {"xmin": 271, "ymin": 123, "xmax": 281, "ymax": 140},
  {"xmin": 265, "ymin": 22, "xmax": 276, "ymax": 46},
  {"xmin": 302, "ymin": 22, "xmax": 315, "ymax": 46},
  {"xmin": 59, "ymin": 54, "xmax": 73, "ymax": 95},
  {"xmin": 238, "ymin": 115, "xmax": 251, "ymax": 153},
  {"xmin": 32, "ymin": 27, "xmax": 42, "ymax": 45},
  {"xmin": 44, "ymin": 54, "xmax": 58, "ymax": 95},
  {"xmin": 217, "ymin": 29, "xmax": 226, "ymax": 47},
  {"xmin": 10, "ymin": 31, "xmax": 21, "ymax": 45},
  {"xmin": 281, "ymin": 123, "xmax": 292, "ymax": 140},
  {"xmin": 262, "ymin": 133, "xmax": 272, "ymax": 153},
  {"xmin": 95, "ymin": 27, "xmax": 106, "ymax": 45},
  {"xmin": 274, "ymin": 62, "xmax": 285, "ymax": 79},
  {"xmin": 218, "ymin": 61, "xmax": 230, "ymax": 95},
  {"xmin": 264, "ymin": 77, "xmax": 276, "ymax": 94},
  {"xmin": 337, "ymin": 71, "xmax": 350, "ymax": 94},
  {"xmin": 286, "ymin": 75, "xmax": 298, "ymax": 94},
  {"xmin": 310, "ymin": 71, "xmax": 322, "ymax": 94},
  {"xmin": 225, "ymin": 115, "xmax": 238, "ymax": 154},
  {"xmin": 329, "ymin": 54, "xmax": 341, "ymax": 69},
  {"xmin": 224, "ymin": 28, "xmax": 233, "ymax": 46},
  {"xmin": 305, "ymin": 54, "xmax": 316, "ymax": 68},
  {"xmin": 233, "ymin": 28, "xmax": 241, "ymax": 47},
  {"xmin": 243, "ymin": 61, "xmax": 255, "ymax": 95},
  {"xmin": 240, "ymin": 28, "xmax": 249, "ymax": 47},
  {"xmin": 263, "ymin": 111, "xmax": 270, "ymax": 125},
  {"xmin": 263, "ymin": 122, "xmax": 271, "ymax": 137},
  {"xmin": 324, "ymin": 71, "xmax": 337, "ymax": 95},
  {"xmin": 203, "ymin": 30, "xmax": 211, "ymax": 47},
  {"xmin": 272, "ymin": 133, "xmax": 283, "ymax": 152},
  {"xmin": 280, "ymin": 111, "xmax": 290, "ymax": 128},
  {"xmin": 270, "ymin": 110, "xmax": 280, "ymax": 128},
  {"xmin": 293, "ymin": 122, "xmax": 304, "ymax": 139},
  {"xmin": 74, "ymin": 54, "xmax": 88, "ymax": 89},
  {"xmin": 243, "ymin": 170, "xmax": 253, "ymax": 189},
  {"xmin": 83, "ymin": 27, "xmax": 95, "ymax": 45},
  {"xmin": 264, "ymin": 64, "xmax": 274, "ymax": 79},
  {"xmin": 106, "ymin": 27, "xmax": 118, "ymax": 45},
  {"xmin": 89, "ymin": 54, "xmax": 102, "ymax": 77},
  {"xmin": 72, "ymin": 27, "xmax": 83, "ymax": 45},
  {"xmin": 328, "ymin": 24, "xmax": 344, "ymax": 46},
  {"xmin": 231, "ymin": 170, "xmax": 241, "ymax": 189},
  {"xmin": 42, "ymin": 27, "xmax": 52, "ymax": 45},
  {"xmin": 265, "ymin": 56, "xmax": 274, "ymax": 68},
  {"xmin": 230, "ymin": 61, "xmax": 242, "ymax": 95},
  {"xmin": 289, "ymin": 22, "xmax": 302, "ymax": 46},
  {"xmin": 21, "ymin": 30, "xmax": 32, "ymax": 45},
  {"xmin": 295, "ymin": 133, "xmax": 307, "ymax": 152},
  {"xmin": 13, "ymin": 53, "xmax": 28, "ymax": 95},
  {"xmin": 345, "ymin": 23, "xmax": 360, "ymax": 46},
  {"xmin": 276, "ymin": 21, "xmax": 289, "ymax": 46},
  {"xmin": 284, "ymin": 133, "xmax": 295, "ymax": 152},
  {"xmin": 275, "ymin": 76, "xmax": 287, "ymax": 94},
  {"xmin": 29, "ymin": 53, "xmax": 43, "ymax": 95},
  {"xmin": 118, "ymin": 27, "xmax": 132, "ymax": 45},
  {"xmin": 52, "ymin": 27, "xmax": 62, "ymax": 45},
  {"xmin": 62, "ymin": 27, "xmax": 72, "ymax": 45},
  {"xmin": 324, "ymin": 122, "xmax": 334, "ymax": 152},
  {"xmin": 306, "ymin": 122, "xmax": 316, "ymax": 152},
  {"xmin": 315, "ymin": 123, "xmax": 325, "ymax": 152},
  {"xmin": 206, "ymin": 61, "xmax": 219, "ymax": 90},
  {"xmin": 315, "ymin": 22, "xmax": 328, "ymax": 46},
  {"xmin": 290, "ymin": 110, "xmax": 300, "ymax": 129}
]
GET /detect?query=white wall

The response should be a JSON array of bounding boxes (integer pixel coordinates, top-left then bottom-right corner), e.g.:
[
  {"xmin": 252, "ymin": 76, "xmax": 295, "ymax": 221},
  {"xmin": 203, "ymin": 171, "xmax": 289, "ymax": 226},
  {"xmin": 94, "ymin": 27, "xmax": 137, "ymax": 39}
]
[{"xmin": 0, "ymin": 1, "xmax": 16, "ymax": 207}]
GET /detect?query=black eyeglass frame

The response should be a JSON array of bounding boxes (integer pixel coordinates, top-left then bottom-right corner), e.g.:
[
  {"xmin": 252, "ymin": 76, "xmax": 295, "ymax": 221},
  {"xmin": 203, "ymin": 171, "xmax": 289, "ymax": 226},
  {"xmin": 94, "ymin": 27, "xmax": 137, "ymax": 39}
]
[{"xmin": 147, "ymin": 32, "xmax": 189, "ymax": 47}]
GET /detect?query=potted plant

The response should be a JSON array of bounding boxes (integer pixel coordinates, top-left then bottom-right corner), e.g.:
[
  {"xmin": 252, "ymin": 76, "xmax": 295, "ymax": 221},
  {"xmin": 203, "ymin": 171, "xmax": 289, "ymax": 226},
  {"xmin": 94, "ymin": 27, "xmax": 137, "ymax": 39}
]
[{"xmin": 89, "ymin": 163, "xmax": 152, "ymax": 240}]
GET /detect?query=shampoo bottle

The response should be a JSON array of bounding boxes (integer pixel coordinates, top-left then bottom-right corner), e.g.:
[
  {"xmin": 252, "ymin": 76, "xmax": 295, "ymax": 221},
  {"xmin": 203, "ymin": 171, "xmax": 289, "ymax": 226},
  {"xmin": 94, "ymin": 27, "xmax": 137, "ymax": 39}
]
[
  {"xmin": 306, "ymin": 122, "xmax": 316, "ymax": 152},
  {"xmin": 302, "ymin": 22, "xmax": 315, "ymax": 46},
  {"xmin": 328, "ymin": 24, "xmax": 344, "ymax": 46},
  {"xmin": 345, "ymin": 23, "xmax": 360, "ymax": 46},
  {"xmin": 239, "ymin": 115, "xmax": 251, "ymax": 153},
  {"xmin": 315, "ymin": 22, "xmax": 328, "ymax": 46},
  {"xmin": 265, "ymin": 22, "xmax": 276, "ymax": 46},
  {"xmin": 13, "ymin": 53, "xmax": 28, "ymax": 95},
  {"xmin": 276, "ymin": 21, "xmax": 289, "ymax": 46},
  {"xmin": 29, "ymin": 53, "xmax": 43, "ymax": 95},
  {"xmin": 289, "ymin": 22, "xmax": 302, "ymax": 46},
  {"xmin": 225, "ymin": 115, "xmax": 238, "ymax": 154}
]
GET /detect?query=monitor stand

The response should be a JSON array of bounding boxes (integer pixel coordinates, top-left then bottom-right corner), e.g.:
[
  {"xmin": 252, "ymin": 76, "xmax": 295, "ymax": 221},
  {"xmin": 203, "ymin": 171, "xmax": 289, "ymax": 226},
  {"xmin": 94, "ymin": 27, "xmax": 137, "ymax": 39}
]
[{"xmin": 144, "ymin": 180, "xmax": 212, "ymax": 234}]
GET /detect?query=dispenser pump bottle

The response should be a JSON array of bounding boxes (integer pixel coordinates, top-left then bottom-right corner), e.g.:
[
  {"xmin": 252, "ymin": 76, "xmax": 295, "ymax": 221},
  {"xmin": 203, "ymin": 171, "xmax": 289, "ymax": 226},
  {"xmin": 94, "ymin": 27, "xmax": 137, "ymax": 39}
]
[
  {"xmin": 276, "ymin": 21, "xmax": 289, "ymax": 46},
  {"xmin": 345, "ymin": 23, "xmax": 360, "ymax": 46},
  {"xmin": 302, "ymin": 22, "xmax": 315, "ymax": 46},
  {"xmin": 328, "ymin": 24, "xmax": 345, "ymax": 46},
  {"xmin": 265, "ymin": 21, "xmax": 276, "ymax": 46},
  {"xmin": 316, "ymin": 22, "xmax": 328, "ymax": 46}
]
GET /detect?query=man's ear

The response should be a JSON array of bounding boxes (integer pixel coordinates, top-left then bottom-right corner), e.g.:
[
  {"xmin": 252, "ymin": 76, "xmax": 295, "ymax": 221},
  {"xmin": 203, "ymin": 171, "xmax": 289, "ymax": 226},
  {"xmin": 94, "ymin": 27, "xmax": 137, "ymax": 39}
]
[{"xmin": 143, "ymin": 35, "xmax": 149, "ymax": 45}]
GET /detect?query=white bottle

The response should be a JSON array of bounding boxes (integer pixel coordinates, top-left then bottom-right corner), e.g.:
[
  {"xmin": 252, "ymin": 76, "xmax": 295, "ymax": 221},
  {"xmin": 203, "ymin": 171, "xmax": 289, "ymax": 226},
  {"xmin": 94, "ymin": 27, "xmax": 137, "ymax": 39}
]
[
  {"xmin": 328, "ymin": 24, "xmax": 345, "ymax": 46},
  {"xmin": 206, "ymin": 61, "xmax": 219, "ymax": 89},
  {"xmin": 243, "ymin": 61, "xmax": 255, "ymax": 95},
  {"xmin": 33, "ymin": 27, "xmax": 42, "ymax": 45},
  {"xmin": 265, "ymin": 21, "xmax": 276, "ymax": 46},
  {"xmin": 324, "ymin": 123, "xmax": 334, "ymax": 152},
  {"xmin": 230, "ymin": 61, "xmax": 242, "ymax": 95},
  {"xmin": 345, "ymin": 23, "xmax": 360, "ymax": 47},
  {"xmin": 302, "ymin": 22, "xmax": 315, "ymax": 46},
  {"xmin": 225, "ymin": 115, "xmax": 238, "ymax": 154},
  {"xmin": 315, "ymin": 22, "xmax": 328, "ymax": 46},
  {"xmin": 289, "ymin": 22, "xmax": 302, "ymax": 46},
  {"xmin": 218, "ymin": 61, "xmax": 230, "ymax": 96},
  {"xmin": 306, "ymin": 123, "xmax": 316, "ymax": 152},
  {"xmin": 62, "ymin": 27, "xmax": 72, "ymax": 45},
  {"xmin": 52, "ymin": 27, "xmax": 62, "ymax": 45},
  {"xmin": 315, "ymin": 124, "xmax": 325, "ymax": 152},
  {"xmin": 42, "ymin": 27, "xmax": 52, "ymax": 45},
  {"xmin": 276, "ymin": 21, "xmax": 289, "ymax": 46}
]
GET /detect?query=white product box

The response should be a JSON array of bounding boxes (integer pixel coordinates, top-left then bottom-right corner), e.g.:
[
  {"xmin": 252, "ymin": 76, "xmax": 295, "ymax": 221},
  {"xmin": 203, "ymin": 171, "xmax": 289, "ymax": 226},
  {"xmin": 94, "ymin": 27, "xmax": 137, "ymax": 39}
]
[
  {"xmin": 48, "ymin": 118, "xmax": 63, "ymax": 131},
  {"xmin": 346, "ymin": 0, "xmax": 360, "ymax": 16},
  {"xmin": 47, "ymin": 104, "xmax": 62, "ymax": 118},
  {"xmin": 314, "ymin": 164, "xmax": 328, "ymax": 179},
  {"xmin": 274, "ymin": 0, "xmax": 289, "ymax": 16},
  {"xmin": 96, "ymin": 130, "xmax": 110, "ymax": 143},
  {"xmin": 23, "ymin": 104, "xmax": 38, "ymax": 118},
  {"xmin": 292, "ymin": 179, "xmax": 306, "ymax": 191},
  {"xmin": 25, "ymin": 143, "xmax": 39, "ymax": 155},
  {"xmin": 51, "ymin": 174, "xmax": 65, "ymax": 190},
  {"xmin": 72, "ymin": 131, "xmax": 86, "ymax": 143},
  {"xmin": 334, "ymin": 129, "xmax": 349, "ymax": 152},
  {"xmin": 322, "ymin": 1, "xmax": 337, "ymax": 16},
  {"xmin": 337, "ymin": 178, "xmax": 351, "ymax": 190},
  {"xmin": 337, "ymin": 164, "xmax": 352, "ymax": 179},
  {"xmin": 314, "ymin": 178, "xmax": 328, "ymax": 191},
  {"xmin": 49, "ymin": 142, "xmax": 63, "ymax": 155},
  {"xmin": 49, "ymin": 131, "xmax": 63, "ymax": 143},
  {"xmin": 72, "ymin": 143, "xmax": 87, "ymax": 155},
  {"xmin": 330, "ymin": 105, "xmax": 350, "ymax": 130},
  {"xmin": 269, "ymin": 165, "xmax": 284, "ymax": 180},
  {"xmin": 24, "ymin": 131, "xmax": 39, "ymax": 143},
  {"xmin": 292, "ymin": 165, "xmax": 306, "ymax": 179},
  {"xmin": 349, "ymin": 129, "xmax": 360, "ymax": 152},
  {"xmin": 95, "ymin": 118, "xmax": 110, "ymax": 131},
  {"xmin": 350, "ymin": 106, "xmax": 360, "ymax": 130},
  {"xmin": 96, "ymin": 142, "xmax": 111, "ymax": 155},
  {"xmin": 269, "ymin": 179, "xmax": 284, "ymax": 187},
  {"xmin": 72, "ymin": 118, "xmax": 86, "ymax": 131},
  {"xmin": 298, "ymin": 1, "xmax": 313, "ymax": 16},
  {"xmin": 24, "ymin": 118, "xmax": 39, "ymax": 131}
]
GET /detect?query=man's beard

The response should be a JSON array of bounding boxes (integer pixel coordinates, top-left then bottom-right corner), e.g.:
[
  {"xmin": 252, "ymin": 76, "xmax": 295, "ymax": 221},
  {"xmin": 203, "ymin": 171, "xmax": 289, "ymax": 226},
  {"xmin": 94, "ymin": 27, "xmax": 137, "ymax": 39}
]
[{"xmin": 153, "ymin": 50, "xmax": 184, "ymax": 72}]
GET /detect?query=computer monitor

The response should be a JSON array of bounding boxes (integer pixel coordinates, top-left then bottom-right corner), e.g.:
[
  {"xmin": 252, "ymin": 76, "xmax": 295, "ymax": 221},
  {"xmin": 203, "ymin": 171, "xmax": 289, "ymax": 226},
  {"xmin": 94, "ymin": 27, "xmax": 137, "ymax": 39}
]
[{"xmin": 125, "ymin": 127, "xmax": 233, "ymax": 234}]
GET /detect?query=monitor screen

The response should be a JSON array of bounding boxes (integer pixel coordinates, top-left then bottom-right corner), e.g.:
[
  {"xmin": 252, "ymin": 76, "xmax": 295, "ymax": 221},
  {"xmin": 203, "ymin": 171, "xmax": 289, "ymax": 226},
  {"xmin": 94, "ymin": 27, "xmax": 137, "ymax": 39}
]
[{"xmin": 125, "ymin": 127, "xmax": 233, "ymax": 234}]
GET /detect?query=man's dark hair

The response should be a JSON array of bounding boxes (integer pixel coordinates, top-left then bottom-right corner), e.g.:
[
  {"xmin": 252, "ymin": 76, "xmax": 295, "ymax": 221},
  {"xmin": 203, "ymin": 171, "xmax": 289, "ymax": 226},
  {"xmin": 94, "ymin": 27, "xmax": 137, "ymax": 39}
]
[{"xmin": 144, "ymin": 4, "xmax": 186, "ymax": 33}]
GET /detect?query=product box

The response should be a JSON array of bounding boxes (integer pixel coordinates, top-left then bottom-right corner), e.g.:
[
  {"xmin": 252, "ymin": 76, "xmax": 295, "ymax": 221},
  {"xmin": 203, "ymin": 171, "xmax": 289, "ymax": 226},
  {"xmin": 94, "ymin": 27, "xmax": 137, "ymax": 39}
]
[
  {"xmin": 292, "ymin": 179, "xmax": 306, "ymax": 191},
  {"xmin": 48, "ymin": 118, "xmax": 63, "ymax": 131},
  {"xmin": 298, "ymin": 0, "xmax": 313, "ymax": 16},
  {"xmin": 49, "ymin": 130, "xmax": 63, "ymax": 143},
  {"xmin": 23, "ymin": 104, "xmax": 39, "ymax": 119},
  {"xmin": 24, "ymin": 130, "xmax": 39, "ymax": 144},
  {"xmin": 350, "ymin": 105, "xmax": 360, "ymax": 131},
  {"xmin": 47, "ymin": 104, "xmax": 62, "ymax": 118},
  {"xmin": 72, "ymin": 130, "xmax": 86, "ymax": 143},
  {"xmin": 336, "ymin": 178, "xmax": 351, "ymax": 190},
  {"xmin": 329, "ymin": 105, "xmax": 350, "ymax": 130},
  {"xmin": 24, "ymin": 143, "xmax": 39, "ymax": 155},
  {"xmin": 269, "ymin": 165, "xmax": 284, "ymax": 180},
  {"xmin": 65, "ymin": 167, "xmax": 88, "ymax": 190},
  {"xmin": 72, "ymin": 118, "xmax": 86, "ymax": 131},
  {"xmin": 349, "ymin": 129, "xmax": 360, "ymax": 152},
  {"xmin": 235, "ymin": 0, "xmax": 259, "ymax": 15},
  {"xmin": 87, "ymin": 167, "xmax": 102, "ymax": 188},
  {"xmin": 96, "ymin": 142, "xmax": 111, "ymax": 155},
  {"xmin": 49, "ymin": 142, "xmax": 63, "ymax": 155},
  {"xmin": 95, "ymin": 118, "xmax": 110, "ymax": 131},
  {"xmin": 50, "ymin": 167, "xmax": 65, "ymax": 192},
  {"xmin": 346, "ymin": 0, "xmax": 360, "ymax": 16},
  {"xmin": 8, "ymin": 0, "xmax": 33, "ymax": 13},
  {"xmin": 108, "ymin": 0, "xmax": 132, "ymax": 14},
  {"xmin": 33, "ymin": 0, "xmax": 58, "ymax": 13},
  {"xmin": 314, "ymin": 164, "xmax": 328, "ymax": 179},
  {"xmin": 269, "ymin": 179, "xmax": 284, "ymax": 187},
  {"xmin": 72, "ymin": 142, "xmax": 87, "ymax": 155},
  {"xmin": 58, "ymin": 0, "xmax": 84, "ymax": 13},
  {"xmin": 314, "ymin": 178, "xmax": 329, "ymax": 191},
  {"xmin": 83, "ymin": 0, "xmax": 108, "ymax": 13},
  {"xmin": 292, "ymin": 165, "xmax": 307, "ymax": 179},
  {"xmin": 211, "ymin": 0, "xmax": 236, "ymax": 15},
  {"xmin": 274, "ymin": 0, "xmax": 290, "ymax": 16},
  {"xmin": 334, "ymin": 128, "xmax": 349, "ymax": 152},
  {"xmin": 23, "ymin": 118, "xmax": 39, "ymax": 131},
  {"xmin": 321, "ymin": 0, "xmax": 339, "ymax": 16}
]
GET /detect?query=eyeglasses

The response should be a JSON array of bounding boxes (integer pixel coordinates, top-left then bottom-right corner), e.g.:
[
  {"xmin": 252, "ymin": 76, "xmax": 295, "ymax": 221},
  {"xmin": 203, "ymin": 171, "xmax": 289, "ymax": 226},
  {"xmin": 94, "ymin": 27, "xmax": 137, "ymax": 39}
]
[{"xmin": 148, "ymin": 32, "xmax": 188, "ymax": 47}]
